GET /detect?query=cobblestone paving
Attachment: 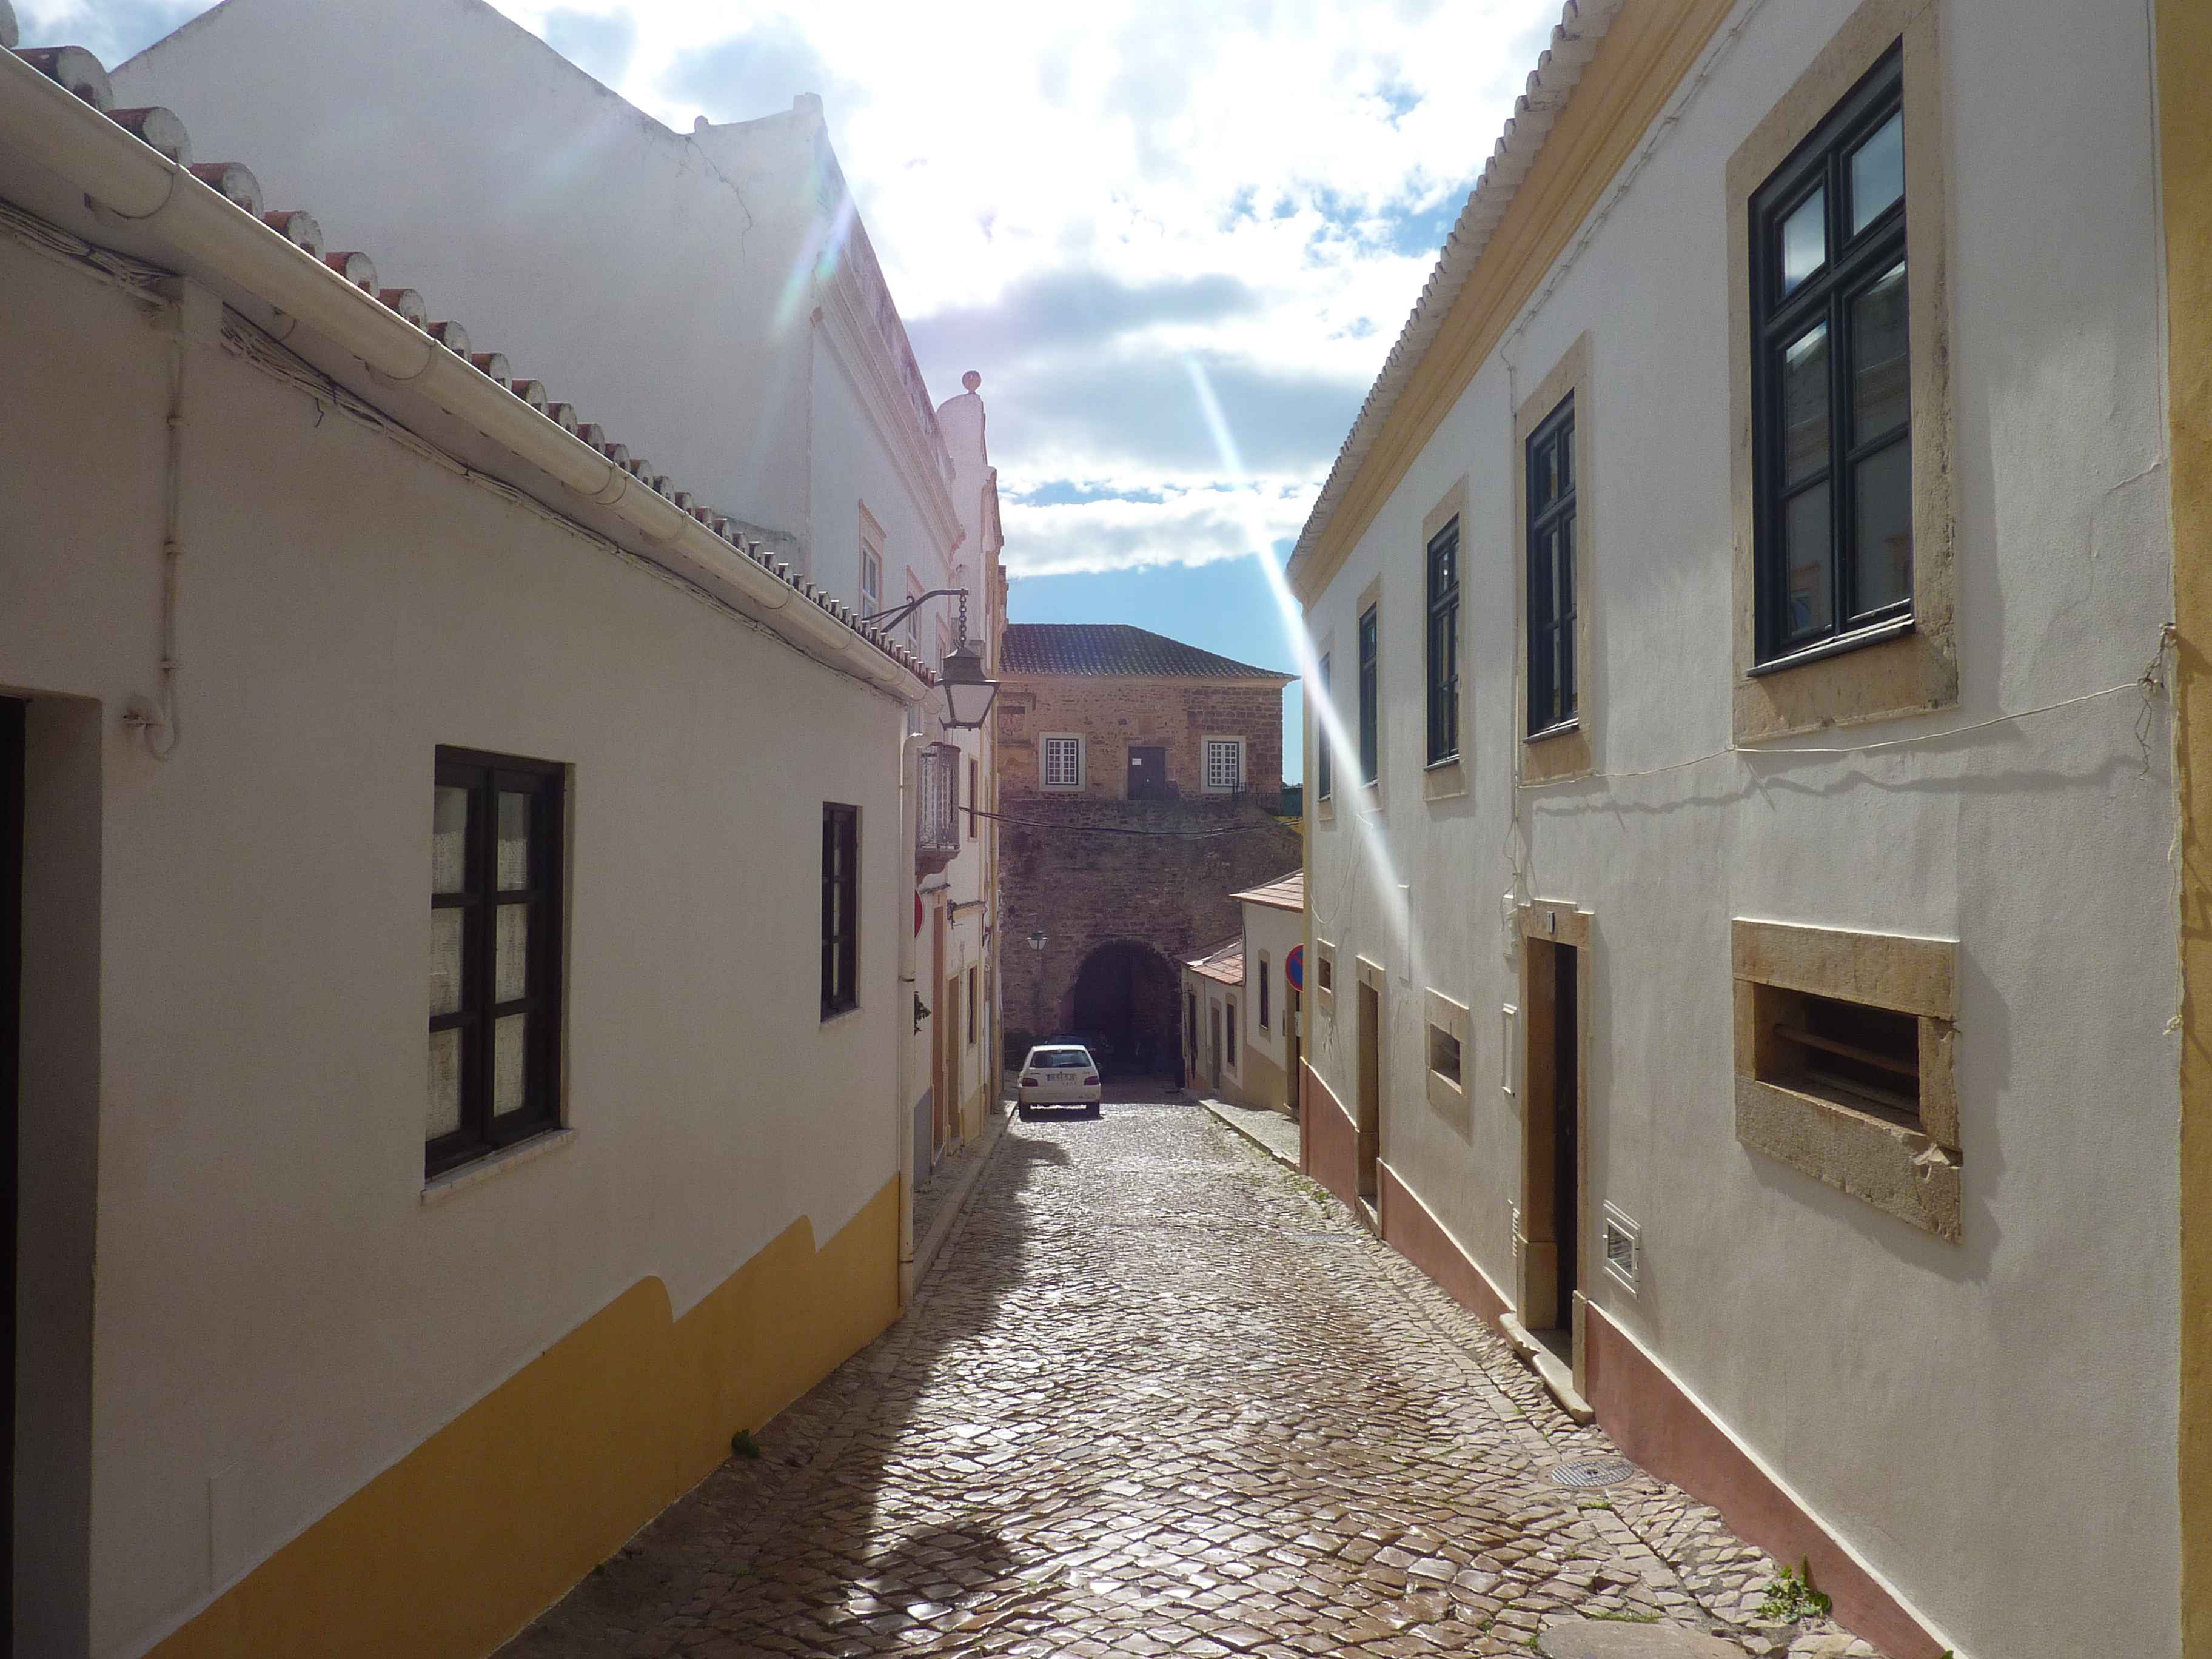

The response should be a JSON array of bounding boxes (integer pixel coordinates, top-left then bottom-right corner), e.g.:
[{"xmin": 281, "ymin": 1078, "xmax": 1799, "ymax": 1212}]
[
  {"xmin": 1192, "ymin": 1095, "xmax": 1301, "ymax": 1170},
  {"xmin": 504, "ymin": 1101, "xmax": 1877, "ymax": 1659}
]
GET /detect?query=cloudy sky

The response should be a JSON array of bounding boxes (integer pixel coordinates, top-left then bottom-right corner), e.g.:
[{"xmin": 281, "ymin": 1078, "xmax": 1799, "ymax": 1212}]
[{"xmin": 33, "ymin": 0, "xmax": 1564, "ymax": 776}]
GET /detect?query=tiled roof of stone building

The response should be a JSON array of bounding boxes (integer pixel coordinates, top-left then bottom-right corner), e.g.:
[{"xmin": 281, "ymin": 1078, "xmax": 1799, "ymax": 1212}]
[{"xmin": 1000, "ymin": 624, "xmax": 1290, "ymax": 682}]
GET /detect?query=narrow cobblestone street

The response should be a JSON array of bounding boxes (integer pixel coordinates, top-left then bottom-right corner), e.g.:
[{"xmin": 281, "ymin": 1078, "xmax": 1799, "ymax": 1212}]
[{"xmin": 504, "ymin": 1100, "xmax": 1874, "ymax": 1658}]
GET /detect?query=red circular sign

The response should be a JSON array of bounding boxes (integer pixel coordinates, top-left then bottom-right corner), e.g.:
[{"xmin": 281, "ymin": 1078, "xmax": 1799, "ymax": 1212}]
[{"xmin": 1285, "ymin": 943, "xmax": 1304, "ymax": 990}]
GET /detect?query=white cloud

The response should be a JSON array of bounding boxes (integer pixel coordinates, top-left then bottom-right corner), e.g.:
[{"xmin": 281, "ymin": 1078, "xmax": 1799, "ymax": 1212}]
[
  {"xmin": 476, "ymin": 0, "xmax": 1563, "ymax": 575},
  {"xmin": 1000, "ymin": 482, "xmax": 1319, "ymax": 579},
  {"xmin": 42, "ymin": 0, "xmax": 1564, "ymax": 577}
]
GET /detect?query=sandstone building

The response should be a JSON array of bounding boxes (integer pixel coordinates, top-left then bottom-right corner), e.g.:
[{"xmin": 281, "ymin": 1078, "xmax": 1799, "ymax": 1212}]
[{"xmin": 993, "ymin": 625, "xmax": 1299, "ymax": 1076}]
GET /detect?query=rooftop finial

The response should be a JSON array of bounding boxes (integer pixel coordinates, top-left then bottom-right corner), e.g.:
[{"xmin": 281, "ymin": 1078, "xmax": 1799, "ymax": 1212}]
[{"xmin": 962, "ymin": 370, "xmax": 982, "ymax": 393}]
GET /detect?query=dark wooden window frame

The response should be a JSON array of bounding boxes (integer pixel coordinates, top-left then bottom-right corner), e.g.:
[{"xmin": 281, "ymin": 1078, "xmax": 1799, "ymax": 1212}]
[
  {"xmin": 1315, "ymin": 652, "xmax": 1333, "ymax": 801},
  {"xmin": 429, "ymin": 748, "xmax": 565, "ymax": 1178},
  {"xmin": 1357, "ymin": 604, "xmax": 1379, "ymax": 785},
  {"xmin": 1750, "ymin": 45, "xmax": 1909, "ymax": 666},
  {"xmin": 1258, "ymin": 955, "xmax": 1271, "ymax": 1031},
  {"xmin": 821, "ymin": 803, "xmax": 860, "ymax": 1019},
  {"xmin": 966, "ymin": 965, "xmax": 977, "ymax": 1045},
  {"xmin": 1525, "ymin": 397, "xmax": 1577, "ymax": 734},
  {"xmin": 1425, "ymin": 517, "xmax": 1461, "ymax": 764}
]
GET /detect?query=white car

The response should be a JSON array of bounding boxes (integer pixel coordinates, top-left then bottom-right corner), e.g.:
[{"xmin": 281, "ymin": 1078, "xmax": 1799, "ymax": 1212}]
[{"xmin": 1016, "ymin": 1045, "xmax": 1102, "ymax": 1119}]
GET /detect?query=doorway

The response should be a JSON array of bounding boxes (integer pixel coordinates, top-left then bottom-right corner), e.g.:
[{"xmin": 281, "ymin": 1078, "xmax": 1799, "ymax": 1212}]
[
  {"xmin": 1286, "ymin": 985, "xmax": 1301, "ymax": 1117},
  {"xmin": 1126, "ymin": 745, "xmax": 1168, "ymax": 801},
  {"xmin": 1, "ymin": 697, "xmax": 20, "ymax": 1658},
  {"xmin": 1067, "ymin": 940, "xmax": 1178, "ymax": 1075},
  {"xmin": 1355, "ymin": 974, "xmax": 1381, "ymax": 1205},
  {"xmin": 1521, "ymin": 931, "xmax": 1583, "ymax": 1364},
  {"xmin": 942, "ymin": 971, "xmax": 963, "ymax": 1150},
  {"xmin": 1208, "ymin": 1004, "xmax": 1222, "ymax": 1087},
  {"xmin": 930, "ymin": 905, "xmax": 947, "ymax": 1161}
]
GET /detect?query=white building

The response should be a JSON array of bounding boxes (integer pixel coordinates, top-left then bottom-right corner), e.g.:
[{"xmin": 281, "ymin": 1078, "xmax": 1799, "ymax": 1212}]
[
  {"xmin": 0, "ymin": 21, "xmax": 957, "ymax": 1659},
  {"xmin": 1182, "ymin": 870, "xmax": 1304, "ymax": 1117},
  {"xmin": 112, "ymin": 0, "xmax": 1006, "ymax": 1207},
  {"xmin": 1293, "ymin": 2, "xmax": 2197, "ymax": 1655}
]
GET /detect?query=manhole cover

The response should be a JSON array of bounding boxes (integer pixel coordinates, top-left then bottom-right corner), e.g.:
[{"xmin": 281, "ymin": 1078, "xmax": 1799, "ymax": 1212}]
[{"xmin": 1546, "ymin": 1455, "xmax": 1641, "ymax": 1489}]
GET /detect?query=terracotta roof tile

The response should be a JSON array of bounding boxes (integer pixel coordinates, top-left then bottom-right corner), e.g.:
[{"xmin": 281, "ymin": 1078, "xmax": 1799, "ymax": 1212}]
[
  {"xmin": 1185, "ymin": 936, "xmax": 1245, "ymax": 985},
  {"xmin": 1000, "ymin": 624, "xmax": 1290, "ymax": 681},
  {"xmin": 1232, "ymin": 868, "xmax": 1304, "ymax": 911}
]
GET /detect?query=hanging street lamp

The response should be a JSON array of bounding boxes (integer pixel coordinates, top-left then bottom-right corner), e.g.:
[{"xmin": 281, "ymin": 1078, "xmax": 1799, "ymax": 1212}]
[{"xmin": 862, "ymin": 585, "xmax": 999, "ymax": 731}]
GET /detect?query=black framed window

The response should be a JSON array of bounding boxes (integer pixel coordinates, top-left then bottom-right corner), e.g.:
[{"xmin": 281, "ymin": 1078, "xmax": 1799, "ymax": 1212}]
[
  {"xmin": 821, "ymin": 803, "xmax": 859, "ymax": 1019},
  {"xmin": 1751, "ymin": 45, "xmax": 1909, "ymax": 663},
  {"xmin": 1315, "ymin": 652, "xmax": 1333, "ymax": 800},
  {"xmin": 428, "ymin": 749, "xmax": 563, "ymax": 1176},
  {"xmin": 1258, "ymin": 956, "xmax": 1271, "ymax": 1031},
  {"xmin": 1526, "ymin": 397, "xmax": 1577, "ymax": 734},
  {"xmin": 966, "ymin": 965, "xmax": 977, "ymax": 1045},
  {"xmin": 1426, "ymin": 518, "xmax": 1460, "ymax": 763},
  {"xmin": 1358, "ymin": 604, "xmax": 1379, "ymax": 784}
]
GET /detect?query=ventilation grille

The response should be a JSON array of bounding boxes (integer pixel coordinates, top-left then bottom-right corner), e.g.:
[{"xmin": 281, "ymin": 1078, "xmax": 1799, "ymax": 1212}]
[{"xmin": 1601, "ymin": 1202, "xmax": 1640, "ymax": 1295}]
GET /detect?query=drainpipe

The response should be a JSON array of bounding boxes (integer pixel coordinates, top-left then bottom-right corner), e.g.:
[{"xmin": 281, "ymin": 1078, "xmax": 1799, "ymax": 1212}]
[{"xmin": 894, "ymin": 717, "xmax": 920, "ymax": 1312}]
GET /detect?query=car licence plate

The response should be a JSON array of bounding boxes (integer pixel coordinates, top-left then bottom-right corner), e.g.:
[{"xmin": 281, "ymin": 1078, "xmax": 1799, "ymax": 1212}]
[{"xmin": 1051, "ymin": 1071, "xmax": 1078, "ymax": 1084}]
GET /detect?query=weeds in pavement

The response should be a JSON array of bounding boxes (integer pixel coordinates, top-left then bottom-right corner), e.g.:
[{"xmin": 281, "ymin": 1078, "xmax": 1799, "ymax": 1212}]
[{"xmin": 1758, "ymin": 1558, "xmax": 1832, "ymax": 1622}]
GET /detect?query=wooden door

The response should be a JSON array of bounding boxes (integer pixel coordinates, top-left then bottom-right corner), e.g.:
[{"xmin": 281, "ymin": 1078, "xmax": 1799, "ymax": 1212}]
[
  {"xmin": 943, "ymin": 973, "xmax": 962, "ymax": 1146},
  {"xmin": 1, "ymin": 697, "xmax": 21, "ymax": 1654},
  {"xmin": 1127, "ymin": 745, "xmax": 1168, "ymax": 800},
  {"xmin": 930, "ymin": 905, "xmax": 947, "ymax": 1158},
  {"xmin": 1356, "ymin": 980, "xmax": 1381, "ymax": 1203}
]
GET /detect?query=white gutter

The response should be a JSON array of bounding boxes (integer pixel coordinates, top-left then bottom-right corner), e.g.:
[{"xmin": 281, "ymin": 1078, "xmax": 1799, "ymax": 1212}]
[{"xmin": 0, "ymin": 46, "xmax": 928, "ymax": 702}]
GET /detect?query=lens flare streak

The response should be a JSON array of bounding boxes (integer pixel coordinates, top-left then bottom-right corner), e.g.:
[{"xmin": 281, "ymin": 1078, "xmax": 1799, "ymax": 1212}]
[{"xmin": 1182, "ymin": 357, "xmax": 1416, "ymax": 985}]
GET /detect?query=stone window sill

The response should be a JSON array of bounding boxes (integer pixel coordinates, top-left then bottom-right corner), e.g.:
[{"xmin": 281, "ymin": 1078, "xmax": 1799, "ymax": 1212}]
[
  {"xmin": 421, "ymin": 1127, "xmax": 577, "ymax": 1208},
  {"xmin": 1520, "ymin": 720, "xmax": 1592, "ymax": 785},
  {"xmin": 1746, "ymin": 615, "xmax": 1915, "ymax": 679},
  {"xmin": 1735, "ymin": 1076, "xmax": 1959, "ymax": 1241}
]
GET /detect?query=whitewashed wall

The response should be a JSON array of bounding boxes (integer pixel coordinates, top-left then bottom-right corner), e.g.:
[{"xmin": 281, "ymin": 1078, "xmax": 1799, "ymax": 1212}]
[
  {"xmin": 1242, "ymin": 902, "xmax": 1302, "ymax": 1085},
  {"xmin": 1301, "ymin": 0, "xmax": 2176, "ymax": 1654},
  {"xmin": 0, "ymin": 242, "xmax": 908, "ymax": 1658}
]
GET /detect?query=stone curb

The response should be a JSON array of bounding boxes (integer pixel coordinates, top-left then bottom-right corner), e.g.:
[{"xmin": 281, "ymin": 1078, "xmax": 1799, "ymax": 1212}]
[
  {"xmin": 912, "ymin": 1108, "xmax": 1013, "ymax": 1289},
  {"xmin": 1195, "ymin": 1094, "xmax": 1301, "ymax": 1173}
]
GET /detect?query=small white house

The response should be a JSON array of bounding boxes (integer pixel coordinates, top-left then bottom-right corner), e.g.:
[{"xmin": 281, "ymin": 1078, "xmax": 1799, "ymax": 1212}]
[
  {"xmin": 0, "ymin": 29, "xmax": 943, "ymax": 1659},
  {"xmin": 1182, "ymin": 869, "xmax": 1304, "ymax": 1117},
  {"xmin": 113, "ymin": 0, "xmax": 1007, "ymax": 1204}
]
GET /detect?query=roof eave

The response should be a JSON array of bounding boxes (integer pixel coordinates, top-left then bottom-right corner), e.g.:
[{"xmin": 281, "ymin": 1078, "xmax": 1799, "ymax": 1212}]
[{"xmin": 1286, "ymin": 0, "xmax": 1626, "ymax": 602}]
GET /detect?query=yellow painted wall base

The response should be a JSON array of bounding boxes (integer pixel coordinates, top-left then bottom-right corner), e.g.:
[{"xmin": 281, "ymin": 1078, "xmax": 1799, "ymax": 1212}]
[{"xmin": 149, "ymin": 1178, "xmax": 902, "ymax": 1659}]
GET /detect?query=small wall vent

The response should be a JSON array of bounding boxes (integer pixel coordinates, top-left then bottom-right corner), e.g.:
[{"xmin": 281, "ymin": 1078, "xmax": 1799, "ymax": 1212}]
[{"xmin": 1601, "ymin": 1202, "xmax": 1641, "ymax": 1295}]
